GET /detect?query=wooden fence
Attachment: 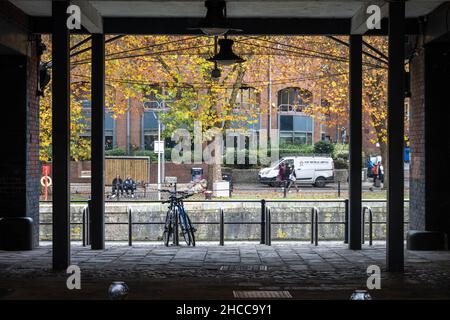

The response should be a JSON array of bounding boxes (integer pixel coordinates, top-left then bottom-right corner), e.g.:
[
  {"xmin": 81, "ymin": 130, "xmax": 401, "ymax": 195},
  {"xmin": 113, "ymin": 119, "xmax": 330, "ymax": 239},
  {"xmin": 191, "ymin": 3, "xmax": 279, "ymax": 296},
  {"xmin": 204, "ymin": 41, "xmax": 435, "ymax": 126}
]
[{"xmin": 105, "ymin": 156, "xmax": 150, "ymax": 185}]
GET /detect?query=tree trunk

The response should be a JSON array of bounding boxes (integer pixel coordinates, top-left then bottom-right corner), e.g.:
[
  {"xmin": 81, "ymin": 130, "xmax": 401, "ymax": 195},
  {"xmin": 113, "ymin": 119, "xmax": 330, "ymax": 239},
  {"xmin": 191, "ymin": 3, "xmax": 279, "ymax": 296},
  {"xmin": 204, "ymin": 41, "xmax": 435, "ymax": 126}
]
[{"xmin": 207, "ymin": 163, "xmax": 222, "ymax": 190}]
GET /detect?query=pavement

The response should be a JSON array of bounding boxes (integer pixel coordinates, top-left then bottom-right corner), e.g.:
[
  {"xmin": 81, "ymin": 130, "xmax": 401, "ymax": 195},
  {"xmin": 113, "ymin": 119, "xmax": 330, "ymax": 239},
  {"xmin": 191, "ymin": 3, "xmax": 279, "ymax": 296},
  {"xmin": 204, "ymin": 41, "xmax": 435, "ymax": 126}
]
[{"xmin": 1, "ymin": 241, "xmax": 449, "ymax": 300}]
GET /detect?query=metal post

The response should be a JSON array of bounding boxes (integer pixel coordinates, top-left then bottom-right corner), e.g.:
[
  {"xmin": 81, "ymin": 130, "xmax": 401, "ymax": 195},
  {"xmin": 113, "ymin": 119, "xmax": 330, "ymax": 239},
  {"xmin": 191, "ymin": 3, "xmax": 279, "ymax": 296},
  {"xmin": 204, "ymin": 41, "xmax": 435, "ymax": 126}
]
[
  {"xmin": 219, "ymin": 209, "xmax": 224, "ymax": 246},
  {"xmin": 387, "ymin": 0, "xmax": 405, "ymax": 272},
  {"xmin": 260, "ymin": 199, "xmax": 266, "ymax": 244},
  {"xmin": 311, "ymin": 209, "xmax": 314, "ymax": 244},
  {"xmin": 52, "ymin": 0, "xmax": 71, "ymax": 270},
  {"xmin": 91, "ymin": 33, "xmax": 105, "ymax": 250},
  {"xmin": 128, "ymin": 208, "xmax": 132, "ymax": 246},
  {"xmin": 348, "ymin": 35, "xmax": 363, "ymax": 250},
  {"xmin": 362, "ymin": 207, "xmax": 366, "ymax": 244},
  {"xmin": 86, "ymin": 202, "xmax": 90, "ymax": 245},
  {"xmin": 157, "ymin": 113, "xmax": 161, "ymax": 201},
  {"xmin": 283, "ymin": 181, "xmax": 287, "ymax": 198},
  {"xmin": 82, "ymin": 207, "xmax": 86, "ymax": 247},
  {"xmin": 344, "ymin": 199, "xmax": 349, "ymax": 244},
  {"xmin": 265, "ymin": 208, "xmax": 272, "ymax": 246},
  {"xmin": 369, "ymin": 208, "xmax": 373, "ymax": 246},
  {"xmin": 338, "ymin": 181, "xmax": 341, "ymax": 198},
  {"xmin": 314, "ymin": 209, "xmax": 319, "ymax": 246}
]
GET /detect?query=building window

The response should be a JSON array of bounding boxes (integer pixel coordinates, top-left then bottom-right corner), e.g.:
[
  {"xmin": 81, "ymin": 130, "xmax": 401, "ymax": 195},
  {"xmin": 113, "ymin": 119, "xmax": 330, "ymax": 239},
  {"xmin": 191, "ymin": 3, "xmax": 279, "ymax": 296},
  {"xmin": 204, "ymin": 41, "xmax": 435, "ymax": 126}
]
[
  {"xmin": 277, "ymin": 87, "xmax": 312, "ymax": 113},
  {"xmin": 79, "ymin": 100, "xmax": 116, "ymax": 149},
  {"xmin": 278, "ymin": 114, "xmax": 313, "ymax": 145}
]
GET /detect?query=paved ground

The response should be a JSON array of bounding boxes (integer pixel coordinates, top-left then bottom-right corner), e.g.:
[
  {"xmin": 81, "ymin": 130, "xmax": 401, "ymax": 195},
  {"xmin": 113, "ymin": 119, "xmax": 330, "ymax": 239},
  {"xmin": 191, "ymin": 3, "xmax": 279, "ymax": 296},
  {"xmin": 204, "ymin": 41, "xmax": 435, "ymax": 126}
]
[{"xmin": 1, "ymin": 241, "xmax": 449, "ymax": 300}]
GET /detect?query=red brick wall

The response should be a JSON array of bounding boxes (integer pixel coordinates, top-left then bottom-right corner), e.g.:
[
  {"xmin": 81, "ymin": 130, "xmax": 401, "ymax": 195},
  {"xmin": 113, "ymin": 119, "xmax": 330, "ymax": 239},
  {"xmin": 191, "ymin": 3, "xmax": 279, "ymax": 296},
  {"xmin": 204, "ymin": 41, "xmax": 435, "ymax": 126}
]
[
  {"xmin": 409, "ymin": 44, "xmax": 426, "ymax": 231},
  {"xmin": 0, "ymin": 1, "xmax": 40, "ymax": 246},
  {"xmin": 27, "ymin": 38, "xmax": 41, "ymax": 246}
]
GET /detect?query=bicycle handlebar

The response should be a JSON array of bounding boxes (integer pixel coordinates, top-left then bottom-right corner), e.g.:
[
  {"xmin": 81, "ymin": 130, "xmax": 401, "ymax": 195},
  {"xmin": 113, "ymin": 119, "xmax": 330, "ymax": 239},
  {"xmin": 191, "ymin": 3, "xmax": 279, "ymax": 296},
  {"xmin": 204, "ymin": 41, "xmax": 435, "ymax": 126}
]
[{"xmin": 159, "ymin": 189, "xmax": 195, "ymax": 203}]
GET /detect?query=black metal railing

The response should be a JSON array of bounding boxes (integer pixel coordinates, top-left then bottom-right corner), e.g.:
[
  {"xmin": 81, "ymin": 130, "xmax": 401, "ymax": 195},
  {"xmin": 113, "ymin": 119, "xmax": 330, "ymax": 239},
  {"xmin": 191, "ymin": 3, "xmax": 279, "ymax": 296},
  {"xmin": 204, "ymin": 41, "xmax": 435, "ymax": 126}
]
[
  {"xmin": 39, "ymin": 199, "xmax": 409, "ymax": 245},
  {"xmin": 362, "ymin": 205, "xmax": 374, "ymax": 246}
]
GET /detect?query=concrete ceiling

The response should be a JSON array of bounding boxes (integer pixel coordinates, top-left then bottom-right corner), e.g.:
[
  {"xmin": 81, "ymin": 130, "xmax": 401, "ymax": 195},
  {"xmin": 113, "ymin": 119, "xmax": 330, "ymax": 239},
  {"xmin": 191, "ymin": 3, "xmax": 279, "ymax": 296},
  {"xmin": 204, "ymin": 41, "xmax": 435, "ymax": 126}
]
[{"xmin": 9, "ymin": 0, "xmax": 446, "ymax": 18}]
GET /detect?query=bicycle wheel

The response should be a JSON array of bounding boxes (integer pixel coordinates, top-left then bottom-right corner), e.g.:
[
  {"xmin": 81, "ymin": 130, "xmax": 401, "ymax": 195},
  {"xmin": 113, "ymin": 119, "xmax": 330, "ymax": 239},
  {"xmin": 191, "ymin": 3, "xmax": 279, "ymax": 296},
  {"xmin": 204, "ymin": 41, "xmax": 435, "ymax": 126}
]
[
  {"xmin": 163, "ymin": 210, "xmax": 174, "ymax": 246},
  {"xmin": 178, "ymin": 209, "xmax": 191, "ymax": 246},
  {"xmin": 186, "ymin": 215, "xmax": 196, "ymax": 247}
]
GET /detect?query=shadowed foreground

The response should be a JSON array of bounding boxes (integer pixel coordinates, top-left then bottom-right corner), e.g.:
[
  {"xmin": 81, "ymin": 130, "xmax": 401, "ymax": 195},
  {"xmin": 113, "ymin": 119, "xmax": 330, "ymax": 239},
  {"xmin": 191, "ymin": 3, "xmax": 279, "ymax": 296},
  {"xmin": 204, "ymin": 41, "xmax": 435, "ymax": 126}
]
[{"xmin": 1, "ymin": 242, "xmax": 449, "ymax": 300}]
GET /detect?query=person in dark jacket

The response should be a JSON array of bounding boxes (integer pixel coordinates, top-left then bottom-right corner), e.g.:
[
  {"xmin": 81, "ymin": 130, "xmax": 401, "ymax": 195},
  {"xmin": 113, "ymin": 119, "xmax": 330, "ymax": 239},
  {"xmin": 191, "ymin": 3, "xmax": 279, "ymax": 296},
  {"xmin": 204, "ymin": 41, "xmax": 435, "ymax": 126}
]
[
  {"xmin": 123, "ymin": 176, "xmax": 136, "ymax": 197},
  {"xmin": 277, "ymin": 163, "xmax": 286, "ymax": 188},
  {"xmin": 111, "ymin": 175, "xmax": 123, "ymax": 197}
]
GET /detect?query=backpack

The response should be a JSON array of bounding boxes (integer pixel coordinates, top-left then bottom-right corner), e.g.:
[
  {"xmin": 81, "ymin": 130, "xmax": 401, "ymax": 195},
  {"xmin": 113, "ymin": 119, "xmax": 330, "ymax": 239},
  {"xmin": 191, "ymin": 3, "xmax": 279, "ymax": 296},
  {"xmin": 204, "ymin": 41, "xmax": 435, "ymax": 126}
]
[{"xmin": 372, "ymin": 165, "xmax": 377, "ymax": 174}]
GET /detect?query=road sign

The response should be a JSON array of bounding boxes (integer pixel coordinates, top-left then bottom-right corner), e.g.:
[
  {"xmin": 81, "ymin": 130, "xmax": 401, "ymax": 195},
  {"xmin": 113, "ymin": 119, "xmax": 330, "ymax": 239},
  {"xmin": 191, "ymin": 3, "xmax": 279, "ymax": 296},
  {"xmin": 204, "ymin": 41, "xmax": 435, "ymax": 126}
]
[
  {"xmin": 165, "ymin": 176, "xmax": 177, "ymax": 184},
  {"xmin": 154, "ymin": 141, "xmax": 164, "ymax": 153}
]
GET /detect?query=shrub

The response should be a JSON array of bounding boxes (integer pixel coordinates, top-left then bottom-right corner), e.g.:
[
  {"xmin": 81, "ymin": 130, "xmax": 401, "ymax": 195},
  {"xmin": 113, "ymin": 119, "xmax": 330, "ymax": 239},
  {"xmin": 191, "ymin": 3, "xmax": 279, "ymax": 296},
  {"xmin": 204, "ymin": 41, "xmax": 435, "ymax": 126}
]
[
  {"xmin": 278, "ymin": 143, "xmax": 315, "ymax": 157},
  {"xmin": 133, "ymin": 150, "xmax": 157, "ymax": 162},
  {"xmin": 332, "ymin": 143, "xmax": 349, "ymax": 160},
  {"xmin": 105, "ymin": 148, "xmax": 127, "ymax": 156},
  {"xmin": 334, "ymin": 158, "xmax": 349, "ymax": 169},
  {"xmin": 314, "ymin": 140, "xmax": 335, "ymax": 155}
]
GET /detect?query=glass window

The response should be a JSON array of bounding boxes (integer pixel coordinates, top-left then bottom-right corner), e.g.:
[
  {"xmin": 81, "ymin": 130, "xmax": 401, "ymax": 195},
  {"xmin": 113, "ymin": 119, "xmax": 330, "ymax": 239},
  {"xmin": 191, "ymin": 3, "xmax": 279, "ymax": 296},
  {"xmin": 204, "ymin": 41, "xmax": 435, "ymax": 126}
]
[
  {"xmin": 277, "ymin": 88, "xmax": 312, "ymax": 112},
  {"xmin": 143, "ymin": 111, "xmax": 159, "ymax": 130},
  {"xmin": 105, "ymin": 136, "xmax": 114, "ymax": 150},
  {"xmin": 293, "ymin": 132, "xmax": 307, "ymax": 145},
  {"xmin": 293, "ymin": 115, "xmax": 313, "ymax": 132},
  {"xmin": 280, "ymin": 115, "xmax": 293, "ymax": 131},
  {"xmin": 280, "ymin": 132, "xmax": 293, "ymax": 144},
  {"xmin": 144, "ymin": 134, "xmax": 157, "ymax": 151}
]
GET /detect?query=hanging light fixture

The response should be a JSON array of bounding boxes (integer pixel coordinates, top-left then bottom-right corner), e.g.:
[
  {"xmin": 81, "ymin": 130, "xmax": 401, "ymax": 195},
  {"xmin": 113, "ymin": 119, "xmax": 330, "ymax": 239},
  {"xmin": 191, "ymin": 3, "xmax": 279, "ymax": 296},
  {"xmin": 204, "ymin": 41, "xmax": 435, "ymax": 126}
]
[
  {"xmin": 208, "ymin": 35, "xmax": 245, "ymax": 66},
  {"xmin": 190, "ymin": 0, "xmax": 241, "ymax": 36}
]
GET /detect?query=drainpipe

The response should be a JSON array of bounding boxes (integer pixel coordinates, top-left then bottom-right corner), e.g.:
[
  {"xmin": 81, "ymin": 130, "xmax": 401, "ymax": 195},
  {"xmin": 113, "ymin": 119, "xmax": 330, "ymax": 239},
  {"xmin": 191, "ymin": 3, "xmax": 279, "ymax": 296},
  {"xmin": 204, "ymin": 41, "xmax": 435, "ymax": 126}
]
[{"xmin": 126, "ymin": 97, "xmax": 131, "ymax": 155}]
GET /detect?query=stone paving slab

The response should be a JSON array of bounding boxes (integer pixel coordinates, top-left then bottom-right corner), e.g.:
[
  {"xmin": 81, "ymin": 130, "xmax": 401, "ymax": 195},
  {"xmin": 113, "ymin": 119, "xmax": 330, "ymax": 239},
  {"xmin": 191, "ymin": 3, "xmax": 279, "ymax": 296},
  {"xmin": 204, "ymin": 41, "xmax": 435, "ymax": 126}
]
[{"xmin": 1, "ymin": 241, "xmax": 450, "ymax": 299}]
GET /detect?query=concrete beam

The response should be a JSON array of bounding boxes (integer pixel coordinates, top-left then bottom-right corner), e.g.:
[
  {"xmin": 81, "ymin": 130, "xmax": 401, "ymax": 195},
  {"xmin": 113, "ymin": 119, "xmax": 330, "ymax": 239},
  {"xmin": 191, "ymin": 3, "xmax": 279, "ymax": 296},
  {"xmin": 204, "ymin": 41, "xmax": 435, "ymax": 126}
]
[
  {"xmin": 351, "ymin": 1, "xmax": 389, "ymax": 35},
  {"xmin": 71, "ymin": 0, "xmax": 103, "ymax": 33}
]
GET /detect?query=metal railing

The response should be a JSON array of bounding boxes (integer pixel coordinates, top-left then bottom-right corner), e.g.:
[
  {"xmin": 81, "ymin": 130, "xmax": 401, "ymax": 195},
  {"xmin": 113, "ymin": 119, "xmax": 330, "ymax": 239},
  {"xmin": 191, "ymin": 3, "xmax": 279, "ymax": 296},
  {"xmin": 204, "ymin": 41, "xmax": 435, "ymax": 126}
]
[
  {"xmin": 311, "ymin": 206, "xmax": 320, "ymax": 246},
  {"xmin": 362, "ymin": 205, "xmax": 374, "ymax": 246},
  {"xmin": 39, "ymin": 198, "xmax": 409, "ymax": 245}
]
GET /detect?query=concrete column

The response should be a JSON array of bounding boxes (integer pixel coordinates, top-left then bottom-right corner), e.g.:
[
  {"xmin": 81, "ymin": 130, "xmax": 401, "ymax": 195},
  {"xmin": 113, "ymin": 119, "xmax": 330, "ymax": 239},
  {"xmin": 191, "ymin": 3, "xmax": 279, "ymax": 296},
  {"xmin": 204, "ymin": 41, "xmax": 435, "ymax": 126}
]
[
  {"xmin": 52, "ymin": 0, "xmax": 71, "ymax": 270},
  {"xmin": 387, "ymin": 0, "xmax": 405, "ymax": 272},
  {"xmin": 348, "ymin": 35, "xmax": 362, "ymax": 250},
  {"xmin": 90, "ymin": 33, "xmax": 105, "ymax": 250}
]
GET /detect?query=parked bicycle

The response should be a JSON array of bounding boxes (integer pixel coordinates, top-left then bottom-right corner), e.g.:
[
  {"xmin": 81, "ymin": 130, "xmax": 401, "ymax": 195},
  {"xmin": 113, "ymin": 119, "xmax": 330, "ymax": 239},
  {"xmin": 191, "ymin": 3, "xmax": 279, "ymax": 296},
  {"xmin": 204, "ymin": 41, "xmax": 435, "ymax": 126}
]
[{"xmin": 160, "ymin": 189, "xmax": 196, "ymax": 246}]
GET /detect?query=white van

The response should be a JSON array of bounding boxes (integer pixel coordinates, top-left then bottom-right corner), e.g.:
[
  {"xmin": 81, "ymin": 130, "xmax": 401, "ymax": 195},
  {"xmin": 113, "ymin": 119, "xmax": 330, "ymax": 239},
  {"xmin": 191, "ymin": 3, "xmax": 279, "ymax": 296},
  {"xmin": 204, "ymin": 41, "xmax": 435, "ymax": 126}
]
[{"xmin": 258, "ymin": 156, "xmax": 334, "ymax": 187}]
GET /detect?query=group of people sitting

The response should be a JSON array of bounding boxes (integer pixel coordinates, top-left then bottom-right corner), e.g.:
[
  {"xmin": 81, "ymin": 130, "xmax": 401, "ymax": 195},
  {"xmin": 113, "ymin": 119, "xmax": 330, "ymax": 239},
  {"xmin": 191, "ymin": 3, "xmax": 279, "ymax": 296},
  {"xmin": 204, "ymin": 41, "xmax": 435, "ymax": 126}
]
[
  {"xmin": 111, "ymin": 175, "xmax": 137, "ymax": 198},
  {"xmin": 277, "ymin": 162, "xmax": 299, "ymax": 192}
]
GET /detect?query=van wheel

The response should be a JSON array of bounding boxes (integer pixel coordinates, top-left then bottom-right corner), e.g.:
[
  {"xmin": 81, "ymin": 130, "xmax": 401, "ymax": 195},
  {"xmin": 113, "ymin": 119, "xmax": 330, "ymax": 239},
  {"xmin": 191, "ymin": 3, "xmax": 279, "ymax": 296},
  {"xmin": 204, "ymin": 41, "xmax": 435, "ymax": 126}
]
[{"xmin": 314, "ymin": 177, "xmax": 326, "ymax": 188}]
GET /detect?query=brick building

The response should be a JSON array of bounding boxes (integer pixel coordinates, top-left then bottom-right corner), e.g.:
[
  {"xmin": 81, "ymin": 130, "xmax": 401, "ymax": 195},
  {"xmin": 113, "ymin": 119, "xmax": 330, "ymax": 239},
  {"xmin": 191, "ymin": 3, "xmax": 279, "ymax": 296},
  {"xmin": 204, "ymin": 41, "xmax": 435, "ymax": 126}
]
[{"xmin": 84, "ymin": 64, "xmax": 380, "ymax": 155}]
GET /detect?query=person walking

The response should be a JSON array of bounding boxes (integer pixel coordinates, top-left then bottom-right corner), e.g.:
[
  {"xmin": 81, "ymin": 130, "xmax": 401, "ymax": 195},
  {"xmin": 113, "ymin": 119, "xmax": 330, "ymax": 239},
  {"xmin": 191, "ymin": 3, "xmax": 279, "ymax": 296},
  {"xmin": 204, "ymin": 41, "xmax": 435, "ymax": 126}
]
[
  {"xmin": 286, "ymin": 165, "xmax": 299, "ymax": 192},
  {"xmin": 277, "ymin": 163, "xmax": 286, "ymax": 189},
  {"xmin": 377, "ymin": 161, "xmax": 384, "ymax": 184}
]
